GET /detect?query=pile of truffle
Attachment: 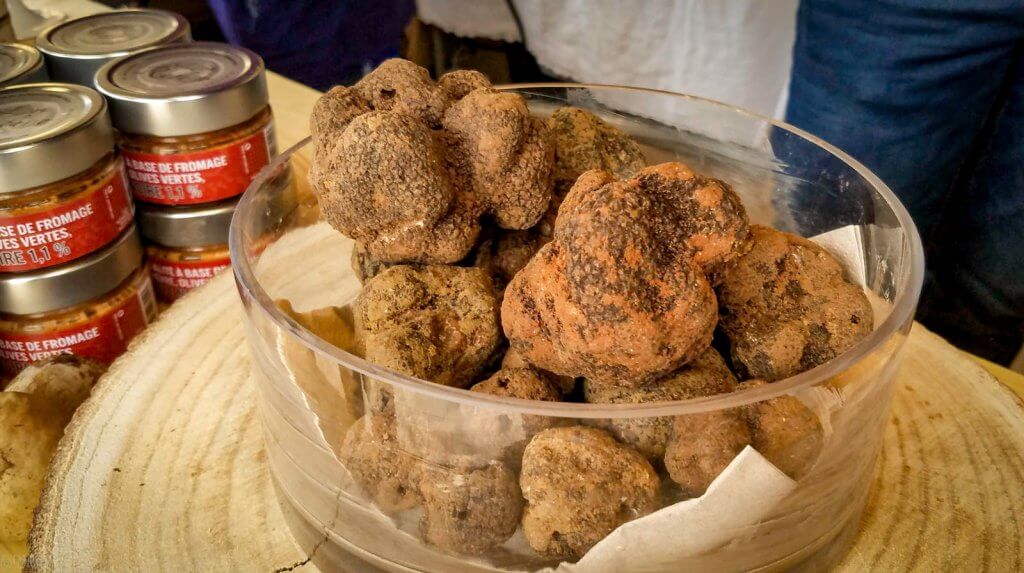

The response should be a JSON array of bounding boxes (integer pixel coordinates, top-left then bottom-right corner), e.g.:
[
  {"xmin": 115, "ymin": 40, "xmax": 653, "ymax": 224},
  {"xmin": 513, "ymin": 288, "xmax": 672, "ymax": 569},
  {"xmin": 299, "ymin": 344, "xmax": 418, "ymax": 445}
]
[{"xmin": 305, "ymin": 59, "xmax": 874, "ymax": 562}]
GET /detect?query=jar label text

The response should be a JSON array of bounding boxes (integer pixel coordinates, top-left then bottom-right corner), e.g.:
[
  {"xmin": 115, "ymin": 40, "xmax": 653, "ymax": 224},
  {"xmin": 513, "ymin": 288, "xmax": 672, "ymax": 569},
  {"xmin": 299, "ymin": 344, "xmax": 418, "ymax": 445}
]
[
  {"xmin": 123, "ymin": 122, "xmax": 276, "ymax": 205},
  {"xmin": 0, "ymin": 165, "xmax": 134, "ymax": 272}
]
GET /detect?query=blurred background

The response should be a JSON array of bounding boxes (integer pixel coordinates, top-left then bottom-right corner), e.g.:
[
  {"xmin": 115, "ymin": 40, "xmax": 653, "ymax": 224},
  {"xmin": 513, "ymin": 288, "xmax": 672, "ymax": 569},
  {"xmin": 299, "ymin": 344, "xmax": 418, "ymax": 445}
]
[{"xmin": 3, "ymin": 0, "xmax": 1021, "ymax": 372}]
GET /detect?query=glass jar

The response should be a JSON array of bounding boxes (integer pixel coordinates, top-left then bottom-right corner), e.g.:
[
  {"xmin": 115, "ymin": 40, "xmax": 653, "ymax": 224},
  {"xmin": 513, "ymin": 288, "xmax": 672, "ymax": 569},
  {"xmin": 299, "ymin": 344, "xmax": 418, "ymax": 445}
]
[
  {"xmin": 96, "ymin": 42, "xmax": 276, "ymax": 206},
  {"xmin": 0, "ymin": 83, "xmax": 134, "ymax": 273},
  {"xmin": 35, "ymin": 8, "xmax": 190, "ymax": 87},
  {"xmin": 137, "ymin": 199, "xmax": 234, "ymax": 302},
  {"xmin": 0, "ymin": 43, "xmax": 48, "ymax": 87},
  {"xmin": 232, "ymin": 87, "xmax": 925, "ymax": 571},
  {"xmin": 0, "ymin": 225, "xmax": 157, "ymax": 377}
]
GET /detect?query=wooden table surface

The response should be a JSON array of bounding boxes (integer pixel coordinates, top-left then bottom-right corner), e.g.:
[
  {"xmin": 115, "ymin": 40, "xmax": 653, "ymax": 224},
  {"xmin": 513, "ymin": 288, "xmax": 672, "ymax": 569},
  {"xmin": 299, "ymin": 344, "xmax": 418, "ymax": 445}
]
[{"xmin": 9, "ymin": 71, "xmax": 1024, "ymax": 572}]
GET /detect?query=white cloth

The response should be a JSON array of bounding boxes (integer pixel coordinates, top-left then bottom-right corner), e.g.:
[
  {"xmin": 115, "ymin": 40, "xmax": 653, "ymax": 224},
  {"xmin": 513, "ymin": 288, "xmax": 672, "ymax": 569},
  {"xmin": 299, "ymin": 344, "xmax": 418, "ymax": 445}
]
[
  {"xmin": 415, "ymin": 0, "xmax": 522, "ymax": 43},
  {"xmin": 416, "ymin": 0, "xmax": 798, "ymax": 120}
]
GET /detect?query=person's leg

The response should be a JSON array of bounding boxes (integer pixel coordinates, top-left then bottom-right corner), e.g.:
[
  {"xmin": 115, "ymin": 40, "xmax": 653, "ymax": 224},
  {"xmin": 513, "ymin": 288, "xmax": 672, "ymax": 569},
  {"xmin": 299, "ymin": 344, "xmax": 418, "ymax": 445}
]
[
  {"xmin": 785, "ymin": 0, "xmax": 1022, "ymax": 240},
  {"xmin": 785, "ymin": 0, "xmax": 1024, "ymax": 361},
  {"xmin": 920, "ymin": 51, "xmax": 1024, "ymax": 363}
]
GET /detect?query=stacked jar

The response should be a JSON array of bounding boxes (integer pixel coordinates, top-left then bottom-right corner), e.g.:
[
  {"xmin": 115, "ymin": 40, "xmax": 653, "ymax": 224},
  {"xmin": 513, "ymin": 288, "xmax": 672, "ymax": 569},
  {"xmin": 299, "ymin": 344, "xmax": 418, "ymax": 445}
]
[
  {"xmin": 96, "ymin": 42, "xmax": 276, "ymax": 302},
  {"xmin": 0, "ymin": 44, "xmax": 48, "ymax": 87},
  {"xmin": 36, "ymin": 8, "xmax": 191, "ymax": 87},
  {"xmin": 0, "ymin": 83, "xmax": 156, "ymax": 377}
]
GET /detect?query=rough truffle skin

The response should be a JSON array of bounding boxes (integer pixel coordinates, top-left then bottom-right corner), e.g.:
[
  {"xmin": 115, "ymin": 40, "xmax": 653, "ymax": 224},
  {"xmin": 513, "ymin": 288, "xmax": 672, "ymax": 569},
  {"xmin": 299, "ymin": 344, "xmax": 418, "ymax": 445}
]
[
  {"xmin": 471, "ymin": 367, "xmax": 562, "ymax": 402},
  {"xmin": 664, "ymin": 407, "xmax": 752, "ymax": 498},
  {"xmin": 503, "ymin": 164, "xmax": 727, "ymax": 387},
  {"xmin": 444, "ymin": 89, "xmax": 555, "ymax": 230},
  {"xmin": 501, "ymin": 346, "xmax": 576, "ymax": 396},
  {"xmin": 340, "ymin": 414, "xmax": 422, "ymax": 513},
  {"xmin": 717, "ymin": 225, "xmax": 874, "ymax": 381},
  {"xmin": 352, "ymin": 58, "xmax": 451, "ymax": 128},
  {"xmin": 540, "ymin": 107, "xmax": 647, "ymax": 236},
  {"xmin": 744, "ymin": 380, "xmax": 824, "ymax": 478},
  {"xmin": 309, "ymin": 85, "xmax": 371, "ymax": 162},
  {"xmin": 520, "ymin": 426, "xmax": 660, "ymax": 560},
  {"xmin": 311, "ymin": 111, "xmax": 480, "ymax": 264},
  {"xmin": 417, "ymin": 457, "xmax": 523, "ymax": 555},
  {"xmin": 548, "ymin": 106, "xmax": 646, "ymax": 190},
  {"xmin": 583, "ymin": 348, "xmax": 743, "ymax": 461},
  {"xmin": 473, "ymin": 229, "xmax": 547, "ymax": 292},
  {"xmin": 438, "ymin": 69, "xmax": 491, "ymax": 101},
  {"xmin": 354, "ymin": 265, "xmax": 501, "ymax": 388}
]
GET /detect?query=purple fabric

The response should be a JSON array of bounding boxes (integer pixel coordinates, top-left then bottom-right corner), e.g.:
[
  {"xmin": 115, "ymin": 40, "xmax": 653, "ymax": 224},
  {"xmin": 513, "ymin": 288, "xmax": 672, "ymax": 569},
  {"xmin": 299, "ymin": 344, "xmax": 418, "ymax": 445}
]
[{"xmin": 208, "ymin": 0, "xmax": 415, "ymax": 90}]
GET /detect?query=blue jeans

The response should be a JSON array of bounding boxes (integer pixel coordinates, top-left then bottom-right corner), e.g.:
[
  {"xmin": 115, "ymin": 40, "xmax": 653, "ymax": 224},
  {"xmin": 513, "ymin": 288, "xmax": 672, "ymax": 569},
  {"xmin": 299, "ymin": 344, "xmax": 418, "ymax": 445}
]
[{"xmin": 786, "ymin": 0, "xmax": 1024, "ymax": 363}]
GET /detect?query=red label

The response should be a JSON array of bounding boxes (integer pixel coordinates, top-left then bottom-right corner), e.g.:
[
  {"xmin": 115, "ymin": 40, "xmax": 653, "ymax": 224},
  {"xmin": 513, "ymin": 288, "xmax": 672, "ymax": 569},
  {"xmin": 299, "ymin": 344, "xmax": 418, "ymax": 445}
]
[
  {"xmin": 0, "ymin": 276, "xmax": 157, "ymax": 376},
  {"xmin": 123, "ymin": 122, "xmax": 275, "ymax": 205},
  {"xmin": 150, "ymin": 255, "xmax": 231, "ymax": 302},
  {"xmin": 0, "ymin": 165, "xmax": 134, "ymax": 272}
]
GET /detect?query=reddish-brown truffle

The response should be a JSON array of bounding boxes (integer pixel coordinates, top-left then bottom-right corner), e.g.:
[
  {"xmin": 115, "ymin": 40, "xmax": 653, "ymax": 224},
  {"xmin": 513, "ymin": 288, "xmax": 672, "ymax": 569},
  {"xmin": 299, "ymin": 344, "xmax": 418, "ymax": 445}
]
[
  {"xmin": 503, "ymin": 163, "xmax": 742, "ymax": 387},
  {"xmin": 743, "ymin": 380, "xmax": 824, "ymax": 478},
  {"xmin": 583, "ymin": 348, "xmax": 745, "ymax": 462},
  {"xmin": 717, "ymin": 225, "xmax": 873, "ymax": 381},
  {"xmin": 520, "ymin": 426, "xmax": 660, "ymax": 560},
  {"xmin": 417, "ymin": 457, "xmax": 523, "ymax": 555},
  {"xmin": 444, "ymin": 89, "xmax": 554, "ymax": 230},
  {"xmin": 354, "ymin": 265, "xmax": 501, "ymax": 388}
]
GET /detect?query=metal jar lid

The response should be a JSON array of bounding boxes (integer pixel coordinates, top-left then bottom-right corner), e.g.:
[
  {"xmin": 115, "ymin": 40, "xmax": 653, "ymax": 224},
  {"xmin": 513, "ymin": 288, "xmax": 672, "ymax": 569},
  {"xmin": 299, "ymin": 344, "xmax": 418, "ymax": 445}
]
[
  {"xmin": 36, "ymin": 9, "xmax": 191, "ymax": 87},
  {"xmin": 95, "ymin": 42, "xmax": 268, "ymax": 137},
  {"xmin": 0, "ymin": 225, "xmax": 143, "ymax": 315},
  {"xmin": 0, "ymin": 44, "xmax": 47, "ymax": 87},
  {"xmin": 0, "ymin": 83, "xmax": 114, "ymax": 194},
  {"xmin": 137, "ymin": 198, "xmax": 235, "ymax": 248}
]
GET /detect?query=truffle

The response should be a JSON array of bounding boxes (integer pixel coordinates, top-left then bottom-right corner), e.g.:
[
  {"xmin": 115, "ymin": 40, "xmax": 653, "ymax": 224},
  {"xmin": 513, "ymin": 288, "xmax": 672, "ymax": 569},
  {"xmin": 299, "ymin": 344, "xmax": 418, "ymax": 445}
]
[
  {"xmin": 352, "ymin": 58, "xmax": 451, "ymax": 128},
  {"xmin": 716, "ymin": 225, "xmax": 873, "ymax": 381},
  {"xmin": 309, "ymin": 85, "xmax": 371, "ymax": 162},
  {"xmin": 503, "ymin": 163, "xmax": 747, "ymax": 386},
  {"xmin": 471, "ymin": 367, "xmax": 562, "ymax": 402},
  {"xmin": 311, "ymin": 111, "xmax": 481, "ymax": 264},
  {"xmin": 539, "ymin": 106, "xmax": 646, "ymax": 236},
  {"xmin": 663, "ymin": 408, "xmax": 751, "ymax": 498},
  {"xmin": 444, "ymin": 88, "xmax": 555, "ymax": 230},
  {"xmin": 501, "ymin": 346, "xmax": 576, "ymax": 397},
  {"xmin": 437, "ymin": 69, "xmax": 492, "ymax": 101},
  {"xmin": 417, "ymin": 457, "xmax": 523, "ymax": 554},
  {"xmin": 354, "ymin": 265, "xmax": 501, "ymax": 388},
  {"xmin": 340, "ymin": 414, "xmax": 422, "ymax": 512},
  {"xmin": 520, "ymin": 426, "xmax": 660, "ymax": 560},
  {"xmin": 473, "ymin": 229, "xmax": 547, "ymax": 292},
  {"xmin": 744, "ymin": 380, "xmax": 824, "ymax": 478},
  {"xmin": 583, "ymin": 347, "xmax": 744, "ymax": 461},
  {"xmin": 311, "ymin": 59, "xmax": 555, "ymax": 265}
]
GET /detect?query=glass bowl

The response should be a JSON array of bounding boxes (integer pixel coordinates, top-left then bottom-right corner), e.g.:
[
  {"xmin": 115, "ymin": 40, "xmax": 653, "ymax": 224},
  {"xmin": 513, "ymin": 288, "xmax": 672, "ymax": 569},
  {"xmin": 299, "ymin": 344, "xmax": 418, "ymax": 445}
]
[{"xmin": 230, "ymin": 84, "xmax": 924, "ymax": 572}]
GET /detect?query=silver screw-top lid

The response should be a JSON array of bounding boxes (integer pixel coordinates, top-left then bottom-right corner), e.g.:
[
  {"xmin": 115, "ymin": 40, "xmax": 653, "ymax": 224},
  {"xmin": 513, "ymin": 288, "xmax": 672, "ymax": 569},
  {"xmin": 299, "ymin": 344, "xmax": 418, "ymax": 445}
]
[
  {"xmin": 96, "ymin": 42, "xmax": 268, "ymax": 137},
  {"xmin": 137, "ymin": 198, "xmax": 236, "ymax": 248},
  {"xmin": 0, "ymin": 83, "xmax": 114, "ymax": 195},
  {"xmin": 0, "ymin": 44, "xmax": 47, "ymax": 87},
  {"xmin": 0, "ymin": 225, "xmax": 143, "ymax": 315},
  {"xmin": 36, "ymin": 9, "xmax": 191, "ymax": 87}
]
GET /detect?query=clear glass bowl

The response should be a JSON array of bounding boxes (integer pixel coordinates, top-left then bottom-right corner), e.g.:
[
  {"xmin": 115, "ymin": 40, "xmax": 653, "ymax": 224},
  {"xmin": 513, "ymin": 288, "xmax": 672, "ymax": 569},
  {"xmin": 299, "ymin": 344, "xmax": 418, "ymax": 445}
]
[{"xmin": 231, "ymin": 85, "xmax": 924, "ymax": 572}]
